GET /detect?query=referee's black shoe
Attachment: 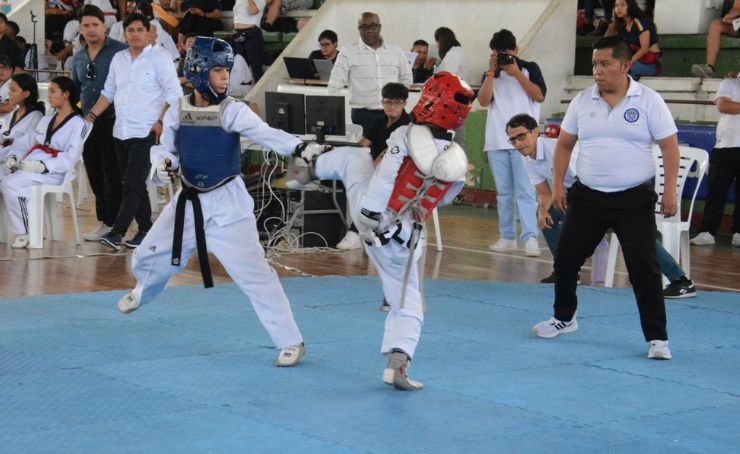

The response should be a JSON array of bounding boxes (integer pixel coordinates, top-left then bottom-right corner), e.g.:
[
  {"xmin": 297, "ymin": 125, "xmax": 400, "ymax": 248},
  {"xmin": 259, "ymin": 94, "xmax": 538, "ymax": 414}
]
[
  {"xmin": 663, "ymin": 276, "xmax": 696, "ymax": 299},
  {"xmin": 99, "ymin": 232, "xmax": 122, "ymax": 251}
]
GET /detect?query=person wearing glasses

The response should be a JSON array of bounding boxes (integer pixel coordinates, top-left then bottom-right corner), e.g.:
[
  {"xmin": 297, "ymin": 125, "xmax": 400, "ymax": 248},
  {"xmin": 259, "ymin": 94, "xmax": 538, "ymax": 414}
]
[
  {"xmin": 71, "ymin": 5, "xmax": 127, "ymax": 242},
  {"xmin": 329, "ymin": 82, "xmax": 412, "ymax": 253},
  {"xmin": 85, "ymin": 12, "xmax": 182, "ymax": 251},
  {"xmin": 478, "ymin": 29, "xmax": 545, "ymax": 258},
  {"xmin": 308, "ymin": 29, "xmax": 338, "ymax": 63},
  {"xmin": 328, "ymin": 12, "xmax": 413, "ymax": 135},
  {"xmin": 531, "ymin": 37, "xmax": 680, "ymax": 360}
]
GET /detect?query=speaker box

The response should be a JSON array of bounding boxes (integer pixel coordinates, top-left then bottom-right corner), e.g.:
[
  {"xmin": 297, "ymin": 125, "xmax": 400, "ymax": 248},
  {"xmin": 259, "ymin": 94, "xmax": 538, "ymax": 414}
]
[{"xmin": 288, "ymin": 183, "xmax": 347, "ymax": 248}]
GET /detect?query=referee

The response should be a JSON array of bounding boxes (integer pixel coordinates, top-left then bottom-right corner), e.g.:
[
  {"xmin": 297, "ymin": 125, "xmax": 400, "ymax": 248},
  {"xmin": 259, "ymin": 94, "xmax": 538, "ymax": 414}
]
[{"xmin": 531, "ymin": 36, "xmax": 680, "ymax": 360}]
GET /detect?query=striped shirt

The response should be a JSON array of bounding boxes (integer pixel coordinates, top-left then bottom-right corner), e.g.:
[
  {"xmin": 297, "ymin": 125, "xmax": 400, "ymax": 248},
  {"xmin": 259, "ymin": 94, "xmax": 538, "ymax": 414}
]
[{"xmin": 328, "ymin": 39, "xmax": 413, "ymax": 110}]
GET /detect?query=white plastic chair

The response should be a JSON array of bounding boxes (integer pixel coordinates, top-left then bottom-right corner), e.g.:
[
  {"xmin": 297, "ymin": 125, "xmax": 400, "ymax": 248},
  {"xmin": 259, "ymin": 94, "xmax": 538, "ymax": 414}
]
[
  {"xmin": 604, "ymin": 145, "xmax": 709, "ymax": 287},
  {"xmin": 27, "ymin": 120, "xmax": 94, "ymax": 249}
]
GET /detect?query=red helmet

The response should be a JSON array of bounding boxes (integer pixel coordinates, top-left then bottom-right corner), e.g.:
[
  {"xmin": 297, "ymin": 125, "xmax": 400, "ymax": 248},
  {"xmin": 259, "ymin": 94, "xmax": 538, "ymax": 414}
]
[{"xmin": 411, "ymin": 71, "xmax": 475, "ymax": 131}]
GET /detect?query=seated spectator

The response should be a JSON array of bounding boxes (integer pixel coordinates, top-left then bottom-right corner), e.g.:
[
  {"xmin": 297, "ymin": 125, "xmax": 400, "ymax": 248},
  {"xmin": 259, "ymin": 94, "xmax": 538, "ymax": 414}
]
[
  {"xmin": 62, "ymin": 18, "xmax": 84, "ymax": 55},
  {"xmin": 262, "ymin": 0, "xmax": 313, "ymax": 32},
  {"xmin": 45, "ymin": 0, "xmax": 77, "ymax": 42},
  {"xmin": 435, "ymin": 26, "xmax": 470, "ymax": 83},
  {"xmin": 135, "ymin": 1, "xmax": 181, "ymax": 62},
  {"xmin": 0, "ymin": 13, "xmax": 24, "ymax": 71},
  {"xmin": 6, "ymin": 21, "xmax": 18, "ymax": 39},
  {"xmin": 109, "ymin": 0, "xmax": 136, "ymax": 43},
  {"xmin": 0, "ymin": 73, "xmax": 45, "ymax": 158},
  {"xmin": 308, "ymin": 29, "xmax": 338, "ymax": 63},
  {"xmin": 507, "ymin": 113, "xmax": 697, "ymax": 297},
  {"xmin": 0, "ymin": 76, "xmax": 88, "ymax": 249},
  {"xmin": 0, "ymin": 55, "xmax": 15, "ymax": 114},
  {"xmin": 410, "ymin": 39, "xmax": 434, "ymax": 84},
  {"xmin": 581, "ymin": 0, "xmax": 614, "ymax": 36},
  {"xmin": 178, "ymin": 0, "xmax": 223, "ymax": 37},
  {"xmin": 690, "ymin": 69, "xmax": 740, "ymax": 248},
  {"xmin": 177, "ymin": 33, "xmax": 197, "ymax": 94},
  {"xmin": 606, "ymin": 0, "xmax": 662, "ymax": 78},
  {"xmin": 358, "ymin": 82, "xmax": 411, "ymax": 162},
  {"xmin": 16, "ymin": 37, "xmax": 50, "ymax": 82},
  {"xmin": 50, "ymin": 40, "xmax": 74, "ymax": 74},
  {"xmin": 232, "ymin": 0, "xmax": 267, "ymax": 83},
  {"xmin": 691, "ymin": 0, "xmax": 740, "ymax": 79}
]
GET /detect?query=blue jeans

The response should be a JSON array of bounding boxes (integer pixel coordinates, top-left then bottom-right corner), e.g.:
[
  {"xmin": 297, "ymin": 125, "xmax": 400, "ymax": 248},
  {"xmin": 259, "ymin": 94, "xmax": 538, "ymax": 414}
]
[
  {"xmin": 656, "ymin": 241, "xmax": 685, "ymax": 282},
  {"xmin": 542, "ymin": 205, "xmax": 565, "ymax": 256},
  {"xmin": 486, "ymin": 149, "xmax": 538, "ymax": 241},
  {"xmin": 630, "ymin": 61, "xmax": 660, "ymax": 78}
]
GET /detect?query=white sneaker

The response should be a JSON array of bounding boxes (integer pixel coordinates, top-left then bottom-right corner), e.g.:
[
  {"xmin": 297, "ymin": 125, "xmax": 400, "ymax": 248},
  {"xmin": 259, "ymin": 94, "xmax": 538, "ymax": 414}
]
[
  {"xmin": 647, "ymin": 340, "xmax": 672, "ymax": 360},
  {"xmin": 84, "ymin": 223, "xmax": 112, "ymax": 241},
  {"xmin": 489, "ymin": 238, "xmax": 517, "ymax": 252},
  {"xmin": 336, "ymin": 231, "xmax": 362, "ymax": 250},
  {"xmin": 382, "ymin": 351, "xmax": 423, "ymax": 391},
  {"xmin": 733, "ymin": 233, "xmax": 740, "ymax": 247},
  {"xmin": 524, "ymin": 237, "xmax": 541, "ymax": 256},
  {"xmin": 275, "ymin": 343, "xmax": 305, "ymax": 367},
  {"xmin": 690, "ymin": 232, "xmax": 715, "ymax": 246},
  {"xmin": 117, "ymin": 292, "xmax": 140, "ymax": 314},
  {"xmin": 532, "ymin": 316, "xmax": 578, "ymax": 338},
  {"xmin": 11, "ymin": 234, "xmax": 28, "ymax": 249}
]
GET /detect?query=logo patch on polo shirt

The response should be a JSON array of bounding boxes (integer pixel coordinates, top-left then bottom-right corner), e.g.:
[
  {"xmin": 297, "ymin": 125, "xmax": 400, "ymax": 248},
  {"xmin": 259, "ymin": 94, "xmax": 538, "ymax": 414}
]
[{"xmin": 624, "ymin": 108, "xmax": 640, "ymax": 123}]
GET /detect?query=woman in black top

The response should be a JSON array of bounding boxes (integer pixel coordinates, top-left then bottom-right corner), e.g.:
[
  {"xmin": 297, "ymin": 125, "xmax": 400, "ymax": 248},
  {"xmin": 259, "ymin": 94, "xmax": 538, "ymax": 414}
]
[{"xmin": 607, "ymin": 0, "xmax": 662, "ymax": 77}]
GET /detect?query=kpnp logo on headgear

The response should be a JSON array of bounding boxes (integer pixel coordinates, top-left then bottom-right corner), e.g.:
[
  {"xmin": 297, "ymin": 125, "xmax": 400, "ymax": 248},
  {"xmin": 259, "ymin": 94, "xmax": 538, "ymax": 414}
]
[{"xmin": 623, "ymin": 108, "xmax": 640, "ymax": 123}]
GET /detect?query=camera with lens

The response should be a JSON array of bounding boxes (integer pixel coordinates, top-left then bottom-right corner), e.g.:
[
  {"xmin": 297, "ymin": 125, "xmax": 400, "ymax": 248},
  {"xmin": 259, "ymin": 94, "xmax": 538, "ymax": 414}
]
[{"xmin": 496, "ymin": 52, "xmax": 515, "ymax": 66}]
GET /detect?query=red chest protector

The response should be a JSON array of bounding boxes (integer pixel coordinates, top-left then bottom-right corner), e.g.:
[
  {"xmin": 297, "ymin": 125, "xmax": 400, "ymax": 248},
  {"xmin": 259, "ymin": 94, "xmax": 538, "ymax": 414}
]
[{"xmin": 387, "ymin": 124, "xmax": 468, "ymax": 223}]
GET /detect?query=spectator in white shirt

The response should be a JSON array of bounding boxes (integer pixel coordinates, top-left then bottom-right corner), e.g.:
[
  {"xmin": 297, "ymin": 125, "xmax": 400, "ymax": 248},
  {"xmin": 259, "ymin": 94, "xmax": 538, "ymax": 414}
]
[
  {"xmin": 86, "ymin": 13, "xmax": 183, "ymax": 251},
  {"xmin": 109, "ymin": 1, "xmax": 137, "ymax": 43},
  {"xmin": 228, "ymin": 53, "xmax": 252, "ymax": 97},
  {"xmin": 328, "ymin": 12, "xmax": 413, "ymax": 134}
]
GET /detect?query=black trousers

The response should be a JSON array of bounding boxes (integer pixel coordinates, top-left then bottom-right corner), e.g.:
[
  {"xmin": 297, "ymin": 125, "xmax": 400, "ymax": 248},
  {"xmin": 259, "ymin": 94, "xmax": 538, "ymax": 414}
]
[
  {"xmin": 83, "ymin": 116, "xmax": 121, "ymax": 226},
  {"xmin": 233, "ymin": 28, "xmax": 264, "ymax": 82},
  {"xmin": 112, "ymin": 135, "xmax": 154, "ymax": 236},
  {"xmin": 553, "ymin": 181, "xmax": 667, "ymax": 341},
  {"xmin": 698, "ymin": 147, "xmax": 740, "ymax": 235}
]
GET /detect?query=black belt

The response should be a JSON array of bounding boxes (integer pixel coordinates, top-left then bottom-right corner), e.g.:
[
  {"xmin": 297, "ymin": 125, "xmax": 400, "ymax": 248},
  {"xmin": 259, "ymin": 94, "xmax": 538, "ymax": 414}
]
[{"xmin": 171, "ymin": 176, "xmax": 236, "ymax": 288}]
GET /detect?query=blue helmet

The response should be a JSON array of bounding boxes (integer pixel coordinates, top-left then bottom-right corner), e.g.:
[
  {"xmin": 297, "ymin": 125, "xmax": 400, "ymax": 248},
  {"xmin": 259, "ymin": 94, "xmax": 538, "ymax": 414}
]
[{"xmin": 184, "ymin": 36, "xmax": 235, "ymax": 103}]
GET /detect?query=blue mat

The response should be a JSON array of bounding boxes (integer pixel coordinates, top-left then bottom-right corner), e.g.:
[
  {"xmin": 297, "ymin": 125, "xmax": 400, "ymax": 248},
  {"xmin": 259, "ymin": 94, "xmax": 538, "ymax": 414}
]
[{"xmin": 1, "ymin": 277, "xmax": 739, "ymax": 453}]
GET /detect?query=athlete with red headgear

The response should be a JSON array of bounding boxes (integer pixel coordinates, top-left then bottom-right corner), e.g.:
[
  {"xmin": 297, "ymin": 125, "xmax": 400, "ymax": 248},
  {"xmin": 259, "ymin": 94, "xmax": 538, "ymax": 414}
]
[{"xmin": 287, "ymin": 72, "xmax": 475, "ymax": 390}]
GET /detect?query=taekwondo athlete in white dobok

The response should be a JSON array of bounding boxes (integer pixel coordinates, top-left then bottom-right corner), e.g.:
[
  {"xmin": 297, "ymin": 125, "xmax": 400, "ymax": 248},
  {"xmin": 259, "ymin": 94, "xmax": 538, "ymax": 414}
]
[
  {"xmin": 0, "ymin": 76, "xmax": 88, "ymax": 248},
  {"xmin": 115, "ymin": 37, "xmax": 320, "ymax": 367},
  {"xmin": 286, "ymin": 72, "xmax": 475, "ymax": 390},
  {"xmin": 0, "ymin": 74, "xmax": 46, "ymax": 166}
]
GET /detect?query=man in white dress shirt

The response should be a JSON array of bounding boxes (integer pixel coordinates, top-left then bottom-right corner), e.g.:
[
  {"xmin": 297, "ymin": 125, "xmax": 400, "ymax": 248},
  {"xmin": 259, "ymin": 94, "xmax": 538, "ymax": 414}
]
[
  {"xmin": 86, "ymin": 13, "xmax": 183, "ymax": 251},
  {"xmin": 328, "ymin": 12, "xmax": 413, "ymax": 135}
]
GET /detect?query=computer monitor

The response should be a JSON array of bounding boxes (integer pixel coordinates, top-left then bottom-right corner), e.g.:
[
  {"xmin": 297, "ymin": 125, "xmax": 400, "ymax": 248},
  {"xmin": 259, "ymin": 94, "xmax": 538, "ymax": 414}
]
[
  {"xmin": 305, "ymin": 95, "xmax": 345, "ymax": 143},
  {"xmin": 283, "ymin": 57, "xmax": 319, "ymax": 80},
  {"xmin": 265, "ymin": 91, "xmax": 306, "ymax": 135}
]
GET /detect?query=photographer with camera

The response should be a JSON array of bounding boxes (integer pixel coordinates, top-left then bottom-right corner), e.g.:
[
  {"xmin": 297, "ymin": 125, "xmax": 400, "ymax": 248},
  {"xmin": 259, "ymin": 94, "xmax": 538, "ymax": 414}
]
[{"xmin": 478, "ymin": 29, "xmax": 546, "ymax": 257}]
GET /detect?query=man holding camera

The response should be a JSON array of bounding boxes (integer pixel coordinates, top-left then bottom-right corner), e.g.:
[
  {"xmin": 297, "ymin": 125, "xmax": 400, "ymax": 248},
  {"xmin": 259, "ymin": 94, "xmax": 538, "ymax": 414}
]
[{"xmin": 478, "ymin": 29, "xmax": 546, "ymax": 257}]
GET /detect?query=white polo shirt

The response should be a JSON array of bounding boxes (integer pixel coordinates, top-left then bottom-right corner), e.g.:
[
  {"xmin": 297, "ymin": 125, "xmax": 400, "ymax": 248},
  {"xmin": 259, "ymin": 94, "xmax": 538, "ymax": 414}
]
[
  {"xmin": 523, "ymin": 137, "xmax": 578, "ymax": 189},
  {"xmin": 560, "ymin": 77, "xmax": 677, "ymax": 192},
  {"xmin": 714, "ymin": 75, "xmax": 740, "ymax": 149},
  {"xmin": 234, "ymin": 0, "xmax": 266, "ymax": 26}
]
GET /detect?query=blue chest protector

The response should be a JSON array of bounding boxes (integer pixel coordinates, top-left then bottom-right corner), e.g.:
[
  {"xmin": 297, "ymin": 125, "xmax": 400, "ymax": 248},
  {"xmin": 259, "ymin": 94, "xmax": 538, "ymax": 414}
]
[{"xmin": 175, "ymin": 96, "xmax": 241, "ymax": 191}]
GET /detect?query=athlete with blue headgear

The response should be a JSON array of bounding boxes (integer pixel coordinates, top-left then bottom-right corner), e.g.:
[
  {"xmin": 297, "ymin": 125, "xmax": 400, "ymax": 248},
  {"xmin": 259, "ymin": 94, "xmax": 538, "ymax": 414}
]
[{"xmin": 115, "ymin": 36, "xmax": 325, "ymax": 367}]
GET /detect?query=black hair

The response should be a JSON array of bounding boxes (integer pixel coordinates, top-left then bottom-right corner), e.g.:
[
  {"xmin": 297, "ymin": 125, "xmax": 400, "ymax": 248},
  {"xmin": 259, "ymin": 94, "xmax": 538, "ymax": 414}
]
[
  {"xmin": 49, "ymin": 41, "xmax": 67, "ymax": 55},
  {"xmin": 489, "ymin": 29, "xmax": 516, "ymax": 52},
  {"xmin": 592, "ymin": 35, "xmax": 632, "ymax": 62},
  {"xmin": 0, "ymin": 54, "xmax": 11, "ymax": 68},
  {"xmin": 78, "ymin": 4, "xmax": 106, "ymax": 23},
  {"xmin": 318, "ymin": 29, "xmax": 337, "ymax": 43},
  {"xmin": 505, "ymin": 113, "xmax": 538, "ymax": 132},
  {"xmin": 413, "ymin": 39, "xmax": 428, "ymax": 48},
  {"xmin": 381, "ymin": 82, "xmax": 408, "ymax": 101},
  {"xmin": 50, "ymin": 76, "xmax": 82, "ymax": 114},
  {"xmin": 7, "ymin": 21, "xmax": 18, "ymax": 35},
  {"xmin": 434, "ymin": 27, "xmax": 461, "ymax": 61},
  {"xmin": 10, "ymin": 72, "xmax": 44, "ymax": 114},
  {"xmin": 15, "ymin": 35, "xmax": 26, "ymax": 48},
  {"xmin": 0, "ymin": 13, "xmax": 7, "ymax": 24},
  {"xmin": 123, "ymin": 12, "xmax": 151, "ymax": 30},
  {"xmin": 614, "ymin": 0, "xmax": 646, "ymax": 27},
  {"xmin": 134, "ymin": 1, "xmax": 154, "ymax": 20}
]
